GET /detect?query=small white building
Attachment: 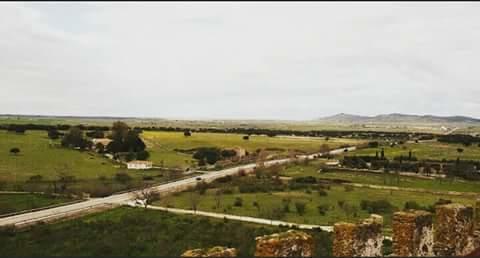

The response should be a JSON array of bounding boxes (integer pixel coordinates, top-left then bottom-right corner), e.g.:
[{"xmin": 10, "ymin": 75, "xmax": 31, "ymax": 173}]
[{"xmin": 127, "ymin": 160, "xmax": 153, "ymax": 170}]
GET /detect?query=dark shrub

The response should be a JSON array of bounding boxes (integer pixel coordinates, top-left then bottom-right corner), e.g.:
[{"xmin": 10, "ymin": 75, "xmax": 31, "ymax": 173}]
[{"xmin": 234, "ymin": 197, "xmax": 243, "ymax": 207}]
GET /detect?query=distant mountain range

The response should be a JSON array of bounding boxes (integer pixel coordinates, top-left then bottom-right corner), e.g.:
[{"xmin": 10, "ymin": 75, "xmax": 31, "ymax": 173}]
[{"xmin": 317, "ymin": 113, "xmax": 480, "ymax": 124}]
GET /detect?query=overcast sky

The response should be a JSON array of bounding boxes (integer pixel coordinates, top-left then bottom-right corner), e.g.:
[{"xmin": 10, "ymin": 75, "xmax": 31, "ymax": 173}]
[{"xmin": 1, "ymin": 2, "xmax": 480, "ymax": 120}]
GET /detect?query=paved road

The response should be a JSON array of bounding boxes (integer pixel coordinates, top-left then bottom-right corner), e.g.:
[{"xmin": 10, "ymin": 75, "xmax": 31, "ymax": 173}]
[
  {"xmin": 144, "ymin": 205, "xmax": 334, "ymax": 231},
  {"xmin": 0, "ymin": 146, "xmax": 356, "ymax": 228},
  {"xmin": 445, "ymin": 127, "xmax": 459, "ymax": 135}
]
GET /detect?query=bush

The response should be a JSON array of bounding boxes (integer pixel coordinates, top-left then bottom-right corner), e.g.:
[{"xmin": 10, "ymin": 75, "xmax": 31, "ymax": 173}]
[
  {"xmin": 115, "ymin": 172, "xmax": 133, "ymax": 184},
  {"xmin": 193, "ymin": 147, "xmax": 222, "ymax": 165},
  {"xmin": 404, "ymin": 201, "xmax": 423, "ymax": 211},
  {"xmin": 222, "ymin": 188, "xmax": 233, "ymax": 195},
  {"xmin": 360, "ymin": 199, "xmax": 395, "ymax": 214},
  {"xmin": 295, "ymin": 201, "xmax": 306, "ymax": 216},
  {"xmin": 317, "ymin": 204, "xmax": 329, "ymax": 216},
  {"xmin": 28, "ymin": 175, "xmax": 43, "ymax": 182},
  {"xmin": 234, "ymin": 197, "xmax": 243, "ymax": 207},
  {"xmin": 318, "ymin": 189, "xmax": 328, "ymax": 196}
]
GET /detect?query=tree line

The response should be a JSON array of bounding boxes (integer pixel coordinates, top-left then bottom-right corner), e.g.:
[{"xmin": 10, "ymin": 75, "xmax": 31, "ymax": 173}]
[{"xmin": 1, "ymin": 123, "xmax": 439, "ymax": 140}]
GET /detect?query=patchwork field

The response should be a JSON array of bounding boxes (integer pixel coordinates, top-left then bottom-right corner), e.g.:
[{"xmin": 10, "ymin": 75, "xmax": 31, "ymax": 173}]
[
  {"xmin": 352, "ymin": 140, "xmax": 480, "ymax": 161},
  {"xmin": 0, "ymin": 193, "xmax": 73, "ymax": 215},
  {"xmin": 142, "ymin": 131, "xmax": 363, "ymax": 168}
]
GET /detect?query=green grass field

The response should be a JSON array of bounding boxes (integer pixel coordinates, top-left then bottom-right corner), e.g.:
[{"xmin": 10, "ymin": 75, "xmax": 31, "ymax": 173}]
[
  {"xmin": 0, "ymin": 130, "xmax": 122, "ymax": 182},
  {"xmin": 352, "ymin": 141, "xmax": 480, "ymax": 161},
  {"xmin": 142, "ymin": 131, "xmax": 363, "ymax": 168},
  {"xmin": 0, "ymin": 130, "xmax": 183, "ymax": 195},
  {"xmin": 155, "ymin": 184, "xmax": 474, "ymax": 230},
  {"xmin": 281, "ymin": 163, "xmax": 480, "ymax": 193},
  {"xmin": 0, "ymin": 207, "xmax": 333, "ymax": 256},
  {"xmin": 0, "ymin": 193, "xmax": 72, "ymax": 215}
]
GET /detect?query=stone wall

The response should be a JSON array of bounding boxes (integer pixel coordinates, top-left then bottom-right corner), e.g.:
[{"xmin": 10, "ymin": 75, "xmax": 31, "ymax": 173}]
[
  {"xmin": 392, "ymin": 210, "xmax": 434, "ymax": 256},
  {"xmin": 434, "ymin": 203, "xmax": 475, "ymax": 256},
  {"xmin": 179, "ymin": 202, "xmax": 480, "ymax": 257},
  {"xmin": 333, "ymin": 214, "xmax": 383, "ymax": 257},
  {"xmin": 181, "ymin": 246, "xmax": 237, "ymax": 257},
  {"xmin": 475, "ymin": 199, "xmax": 480, "ymax": 250},
  {"xmin": 254, "ymin": 230, "xmax": 314, "ymax": 257}
]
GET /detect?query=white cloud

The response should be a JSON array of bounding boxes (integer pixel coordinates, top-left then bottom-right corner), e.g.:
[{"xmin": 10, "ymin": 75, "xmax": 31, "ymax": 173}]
[{"xmin": 1, "ymin": 2, "xmax": 480, "ymax": 119}]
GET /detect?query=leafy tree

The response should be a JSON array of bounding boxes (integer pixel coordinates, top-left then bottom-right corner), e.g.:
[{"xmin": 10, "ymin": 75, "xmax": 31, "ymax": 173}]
[
  {"xmin": 214, "ymin": 190, "xmax": 223, "ymax": 209},
  {"xmin": 7, "ymin": 124, "xmax": 26, "ymax": 134},
  {"xmin": 294, "ymin": 201, "xmax": 306, "ymax": 216},
  {"xmin": 234, "ymin": 197, "xmax": 243, "ymax": 207},
  {"xmin": 317, "ymin": 204, "xmax": 329, "ymax": 216},
  {"xmin": 189, "ymin": 192, "xmax": 201, "ymax": 213},
  {"xmin": 193, "ymin": 147, "xmax": 222, "ymax": 165},
  {"xmin": 106, "ymin": 122, "xmax": 146, "ymax": 156},
  {"xmin": 86, "ymin": 130, "xmax": 105, "ymax": 138},
  {"xmin": 184, "ymin": 130, "xmax": 192, "ymax": 137},
  {"xmin": 61, "ymin": 126, "xmax": 90, "ymax": 149},
  {"xmin": 136, "ymin": 150, "xmax": 150, "ymax": 161},
  {"xmin": 9, "ymin": 147, "xmax": 20, "ymax": 155},
  {"xmin": 111, "ymin": 121, "xmax": 129, "ymax": 141},
  {"xmin": 47, "ymin": 129, "xmax": 61, "ymax": 140}
]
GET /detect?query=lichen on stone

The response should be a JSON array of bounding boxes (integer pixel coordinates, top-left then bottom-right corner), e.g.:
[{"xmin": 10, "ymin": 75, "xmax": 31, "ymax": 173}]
[{"xmin": 255, "ymin": 230, "xmax": 314, "ymax": 257}]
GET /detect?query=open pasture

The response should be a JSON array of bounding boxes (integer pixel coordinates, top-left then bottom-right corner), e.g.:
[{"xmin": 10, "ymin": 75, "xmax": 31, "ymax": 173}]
[{"xmin": 142, "ymin": 131, "xmax": 363, "ymax": 168}]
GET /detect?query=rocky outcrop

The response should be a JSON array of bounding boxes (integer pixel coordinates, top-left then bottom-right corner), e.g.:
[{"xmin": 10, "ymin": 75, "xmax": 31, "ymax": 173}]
[
  {"xmin": 255, "ymin": 230, "xmax": 314, "ymax": 257},
  {"xmin": 333, "ymin": 214, "xmax": 383, "ymax": 257},
  {"xmin": 181, "ymin": 246, "xmax": 237, "ymax": 257},
  {"xmin": 392, "ymin": 210, "xmax": 434, "ymax": 256},
  {"xmin": 434, "ymin": 203, "xmax": 475, "ymax": 256}
]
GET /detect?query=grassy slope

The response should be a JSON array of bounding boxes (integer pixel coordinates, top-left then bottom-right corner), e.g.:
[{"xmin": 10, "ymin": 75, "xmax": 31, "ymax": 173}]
[
  {"xmin": 0, "ymin": 131, "xmax": 181, "ymax": 195},
  {"xmin": 0, "ymin": 130, "xmax": 121, "ymax": 182},
  {"xmin": 143, "ymin": 131, "xmax": 363, "ymax": 168},
  {"xmin": 352, "ymin": 141, "xmax": 480, "ymax": 161},
  {"xmin": 0, "ymin": 193, "xmax": 72, "ymax": 215},
  {"xmin": 0, "ymin": 207, "xmax": 332, "ymax": 256}
]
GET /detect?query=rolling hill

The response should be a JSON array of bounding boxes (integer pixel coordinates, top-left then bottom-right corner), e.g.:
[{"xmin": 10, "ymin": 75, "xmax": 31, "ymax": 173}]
[{"xmin": 317, "ymin": 113, "xmax": 480, "ymax": 125}]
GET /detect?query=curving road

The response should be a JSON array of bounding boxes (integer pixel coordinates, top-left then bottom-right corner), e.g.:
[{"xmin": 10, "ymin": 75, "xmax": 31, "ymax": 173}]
[{"xmin": 0, "ymin": 146, "xmax": 356, "ymax": 228}]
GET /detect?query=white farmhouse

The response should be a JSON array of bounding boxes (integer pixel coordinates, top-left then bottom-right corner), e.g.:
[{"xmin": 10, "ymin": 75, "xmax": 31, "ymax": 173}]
[{"xmin": 127, "ymin": 160, "xmax": 153, "ymax": 170}]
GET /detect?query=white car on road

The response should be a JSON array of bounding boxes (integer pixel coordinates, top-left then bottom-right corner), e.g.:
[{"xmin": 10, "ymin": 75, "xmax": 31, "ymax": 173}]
[{"xmin": 126, "ymin": 199, "xmax": 146, "ymax": 207}]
